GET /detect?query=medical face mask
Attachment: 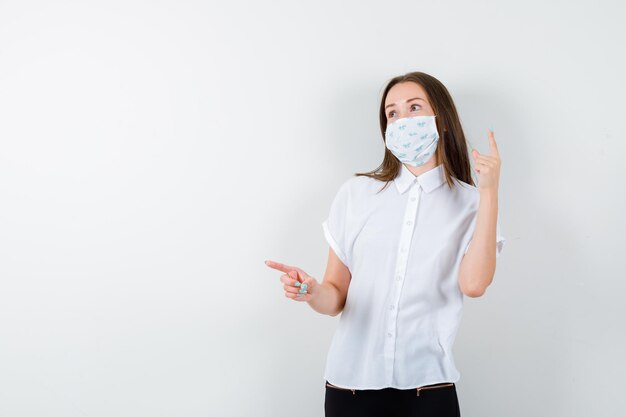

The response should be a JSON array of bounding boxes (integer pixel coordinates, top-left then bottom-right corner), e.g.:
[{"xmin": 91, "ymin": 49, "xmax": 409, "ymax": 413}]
[{"xmin": 384, "ymin": 115, "xmax": 439, "ymax": 167}]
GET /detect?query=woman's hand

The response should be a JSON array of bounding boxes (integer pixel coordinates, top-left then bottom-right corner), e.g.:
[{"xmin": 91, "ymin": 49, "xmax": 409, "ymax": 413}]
[
  {"xmin": 265, "ymin": 259, "xmax": 319, "ymax": 302},
  {"xmin": 471, "ymin": 129, "xmax": 501, "ymax": 192}
]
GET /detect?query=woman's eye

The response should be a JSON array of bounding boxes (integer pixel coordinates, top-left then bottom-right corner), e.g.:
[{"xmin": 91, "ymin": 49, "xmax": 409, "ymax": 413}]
[
  {"xmin": 388, "ymin": 110, "xmax": 396, "ymax": 118},
  {"xmin": 411, "ymin": 104, "xmax": 421, "ymax": 111}
]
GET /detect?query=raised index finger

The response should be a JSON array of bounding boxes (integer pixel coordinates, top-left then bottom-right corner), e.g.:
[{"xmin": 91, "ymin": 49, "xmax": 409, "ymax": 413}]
[
  {"xmin": 264, "ymin": 259, "xmax": 296, "ymax": 274},
  {"xmin": 488, "ymin": 129, "xmax": 500, "ymax": 157}
]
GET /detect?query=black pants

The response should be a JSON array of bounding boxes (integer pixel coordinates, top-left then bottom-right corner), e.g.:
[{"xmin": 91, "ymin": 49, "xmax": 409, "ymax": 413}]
[{"xmin": 324, "ymin": 380, "xmax": 461, "ymax": 417}]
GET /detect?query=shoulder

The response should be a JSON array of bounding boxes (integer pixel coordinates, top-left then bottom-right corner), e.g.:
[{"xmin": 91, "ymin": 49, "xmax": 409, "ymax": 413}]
[
  {"xmin": 448, "ymin": 176, "xmax": 481, "ymax": 209},
  {"xmin": 339, "ymin": 174, "xmax": 390, "ymax": 199},
  {"xmin": 450, "ymin": 176, "xmax": 478, "ymax": 195}
]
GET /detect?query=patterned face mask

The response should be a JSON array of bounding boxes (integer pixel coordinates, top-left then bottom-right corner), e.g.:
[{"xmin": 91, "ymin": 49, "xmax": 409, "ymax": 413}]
[{"xmin": 384, "ymin": 115, "xmax": 439, "ymax": 167}]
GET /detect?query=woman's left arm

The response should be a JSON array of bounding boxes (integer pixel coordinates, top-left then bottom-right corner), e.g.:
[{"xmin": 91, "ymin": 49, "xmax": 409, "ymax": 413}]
[{"xmin": 458, "ymin": 129, "xmax": 501, "ymax": 298}]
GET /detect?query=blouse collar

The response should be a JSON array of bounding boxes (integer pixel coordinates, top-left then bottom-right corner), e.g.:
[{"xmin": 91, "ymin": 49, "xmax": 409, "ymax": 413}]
[{"xmin": 394, "ymin": 163, "xmax": 445, "ymax": 194}]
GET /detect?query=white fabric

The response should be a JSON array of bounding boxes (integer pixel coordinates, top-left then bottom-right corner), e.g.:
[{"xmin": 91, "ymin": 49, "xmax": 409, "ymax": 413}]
[{"xmin": 321, "ymin": 163, "xmax": 506, "ymax": 389}]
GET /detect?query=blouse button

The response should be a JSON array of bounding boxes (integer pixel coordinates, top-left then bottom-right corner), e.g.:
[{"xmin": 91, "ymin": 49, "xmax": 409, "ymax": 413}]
[
  {"xmin": 389, "ymin": 305, "xmax": 395, "ymax": 310},
  {"xmin": 387, "ymin": 332, "xmax": 393, "ymax": 338},
  {"xmin": 406, "ymin": 220, "xmax": 412, "ymax": 226},
  {"xmin": 396, "ymin": 275, "xmax": 402, "ymax": 281},
  {"xmin": 410, "ymin": 197, "xmax": 416, "ymax": 202}
]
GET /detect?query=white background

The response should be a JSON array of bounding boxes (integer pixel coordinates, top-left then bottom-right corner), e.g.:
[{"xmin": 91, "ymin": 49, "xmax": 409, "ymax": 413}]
[{"xmin": 1, "ymin": 1, "xmax": 624, "ymax": 416}]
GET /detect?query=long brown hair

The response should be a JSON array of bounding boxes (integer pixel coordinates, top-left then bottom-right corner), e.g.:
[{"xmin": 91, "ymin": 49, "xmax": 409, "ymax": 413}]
[{"xmin": 355, "ymin": 71, "xmax": 475, "ymax": 193}]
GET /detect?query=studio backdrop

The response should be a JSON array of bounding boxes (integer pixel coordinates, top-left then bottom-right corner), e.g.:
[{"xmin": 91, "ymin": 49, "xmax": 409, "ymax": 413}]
[{"xmin": 0, "ymin": 0, "xmax": 624, "ymax": 416}]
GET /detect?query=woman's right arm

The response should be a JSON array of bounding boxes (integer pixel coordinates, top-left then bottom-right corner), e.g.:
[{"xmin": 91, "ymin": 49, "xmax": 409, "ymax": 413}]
[
  {"xmin": 265, "ymin": 247, "xmax": 351, "ymax": 316},
  {"xmin": 307, "ymin": 247, "xmax": 351, "ymax": 316}
]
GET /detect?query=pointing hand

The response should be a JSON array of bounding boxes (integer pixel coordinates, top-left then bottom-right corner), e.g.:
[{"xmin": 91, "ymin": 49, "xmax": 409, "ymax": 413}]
[
  {"xmin": 265, "ymin": 259, "xmax": 318, "ymax": 302},
  {"xmin": 471, "ymin": 129, "xmax": 501, "ymax": 192}
]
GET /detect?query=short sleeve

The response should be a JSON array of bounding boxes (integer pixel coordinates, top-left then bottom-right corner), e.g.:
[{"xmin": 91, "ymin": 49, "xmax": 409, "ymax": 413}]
[
  {"xmin": 322, "ymin": 180, "xmax": 351, "ymax": 269},
  {"xmin": 463, "ymin": 214, "xmax": 506, "ymax": 258}
]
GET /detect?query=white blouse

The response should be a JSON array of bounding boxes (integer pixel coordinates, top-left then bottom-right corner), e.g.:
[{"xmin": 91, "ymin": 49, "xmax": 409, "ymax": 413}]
[{"xmin": 321, "ymin": 162, "xmax": 506, "ymax": 390}]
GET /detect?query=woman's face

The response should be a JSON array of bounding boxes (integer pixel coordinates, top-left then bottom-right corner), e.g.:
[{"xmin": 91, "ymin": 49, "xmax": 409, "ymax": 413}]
[{"xmin": 384, "ymin": 81, "xmax": 435, "ymax": 123}]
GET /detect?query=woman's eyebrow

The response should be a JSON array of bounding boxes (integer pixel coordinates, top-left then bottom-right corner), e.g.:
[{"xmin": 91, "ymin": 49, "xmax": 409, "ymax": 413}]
[{"xmin": 385, "ymin": 97, "xmax": 426, "ymax": 109}]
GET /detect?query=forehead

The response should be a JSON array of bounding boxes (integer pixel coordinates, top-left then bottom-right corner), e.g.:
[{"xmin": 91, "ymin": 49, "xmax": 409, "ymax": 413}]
[{"xmin": 385, "ymin": 81, "xmax": 428, "ymax": 106}]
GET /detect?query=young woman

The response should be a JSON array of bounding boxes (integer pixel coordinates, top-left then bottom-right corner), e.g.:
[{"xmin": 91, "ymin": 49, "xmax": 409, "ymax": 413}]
[{"xmin": 265, "ymin": 71, "xmax": 506, "ymax": 417}]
